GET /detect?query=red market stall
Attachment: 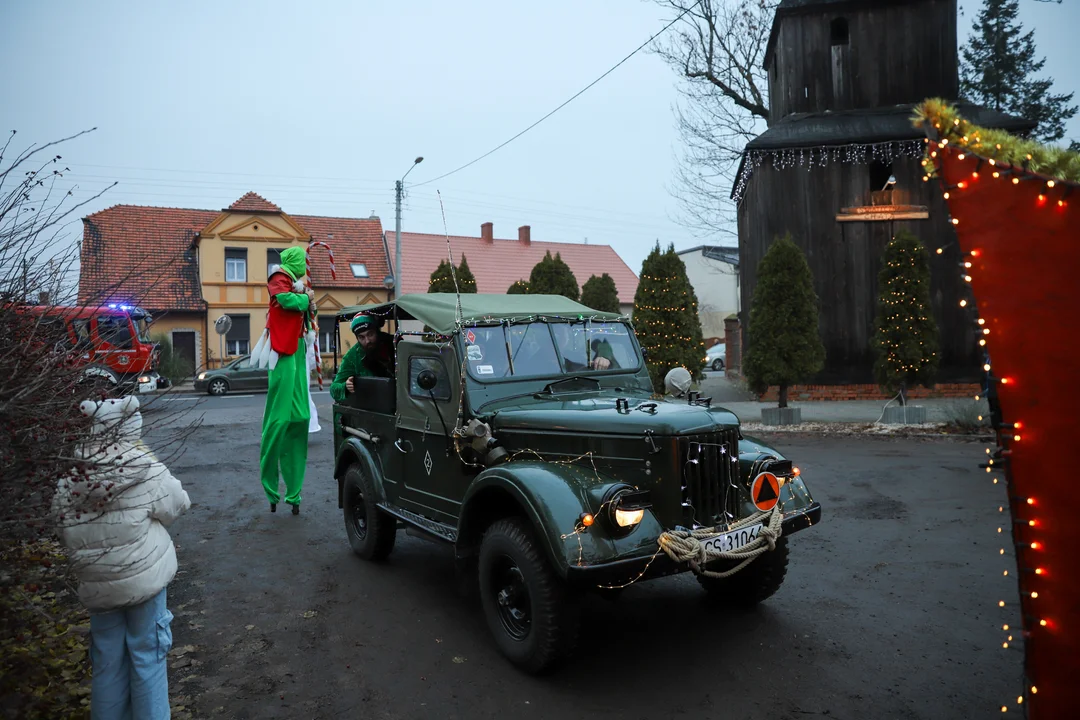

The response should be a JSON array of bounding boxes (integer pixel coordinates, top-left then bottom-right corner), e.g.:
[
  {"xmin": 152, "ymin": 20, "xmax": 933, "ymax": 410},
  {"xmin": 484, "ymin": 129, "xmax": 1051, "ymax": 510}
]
[{"xmin": 916, "ymin": 100, "xmax": 1079, "ymax": 718}]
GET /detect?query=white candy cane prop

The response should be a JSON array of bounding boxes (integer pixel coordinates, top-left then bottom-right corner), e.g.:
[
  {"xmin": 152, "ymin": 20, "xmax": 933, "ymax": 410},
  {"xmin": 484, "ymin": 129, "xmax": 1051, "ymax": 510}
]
[{"xmin": 305, "ymin": 241, "xmax": 336, "ymax": 389}]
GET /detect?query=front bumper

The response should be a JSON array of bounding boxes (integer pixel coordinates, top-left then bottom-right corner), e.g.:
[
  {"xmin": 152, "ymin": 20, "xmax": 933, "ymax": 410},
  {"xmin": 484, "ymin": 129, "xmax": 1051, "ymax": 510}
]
[
  {"xmin": 136, "ymin": 372, "xmax": 162, "ymax": 394},
  {"xmin": 565, "ymin": 502, "xmax": 822, "ymax": 588}
]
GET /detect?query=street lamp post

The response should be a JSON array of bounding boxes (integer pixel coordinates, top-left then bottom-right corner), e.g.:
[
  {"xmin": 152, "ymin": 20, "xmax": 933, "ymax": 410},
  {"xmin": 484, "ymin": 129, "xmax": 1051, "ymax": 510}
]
[{"xmin": 394, "ymin": 156, "xmax": 424, "ymax": 303}]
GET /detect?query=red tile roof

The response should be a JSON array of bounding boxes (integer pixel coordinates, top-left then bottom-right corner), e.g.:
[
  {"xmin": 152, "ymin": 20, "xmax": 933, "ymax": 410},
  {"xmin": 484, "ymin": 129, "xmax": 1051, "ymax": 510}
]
[
  {"xmin": 290, "ymin": 214, "xmax": 389, "ymax": 290},
  {"xmin": 79, "ymin": 194, "xmax": 388, "ymax": 311},
  {"xmin": 80, "ymin": 206, "xmax": 216, "ymax": 312},
  {"xmin": 388, "ymin": 228, "xmax": 639, "ymax": 303},
  {"xmin": 228, "ymin": 192, "xmax": 281, "ymax": 213}
]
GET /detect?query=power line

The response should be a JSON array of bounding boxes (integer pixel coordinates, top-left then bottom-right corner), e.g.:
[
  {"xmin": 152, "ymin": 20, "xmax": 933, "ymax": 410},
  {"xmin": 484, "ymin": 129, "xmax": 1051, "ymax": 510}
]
[{"xmin": 413, "ymin": 3, "xmax": 699, "ymax": 188}]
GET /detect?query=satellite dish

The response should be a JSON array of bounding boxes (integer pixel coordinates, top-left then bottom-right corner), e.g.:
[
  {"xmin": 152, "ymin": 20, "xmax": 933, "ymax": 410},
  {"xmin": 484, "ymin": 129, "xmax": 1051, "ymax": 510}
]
[
  {"xmin": 664, "ymin": 367, "xmax": 692, "ymax": 397},
  {"xmin": 214, "ymin": 315, "xmax": 232, "ymax": 335}
]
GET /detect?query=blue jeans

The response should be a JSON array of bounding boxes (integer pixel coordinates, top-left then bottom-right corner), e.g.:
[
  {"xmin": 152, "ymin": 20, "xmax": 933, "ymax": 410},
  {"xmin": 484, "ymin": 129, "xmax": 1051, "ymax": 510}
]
[{"xmin": 89, "ymin": 587, "xmax": 173, "ymax": 720}]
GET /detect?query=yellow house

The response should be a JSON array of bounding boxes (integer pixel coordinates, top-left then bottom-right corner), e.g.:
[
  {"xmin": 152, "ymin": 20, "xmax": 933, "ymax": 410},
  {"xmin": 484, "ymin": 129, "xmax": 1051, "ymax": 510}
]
[{"xmin": 80, "ymin": 192, "xmax": 391, "ymax": 373}]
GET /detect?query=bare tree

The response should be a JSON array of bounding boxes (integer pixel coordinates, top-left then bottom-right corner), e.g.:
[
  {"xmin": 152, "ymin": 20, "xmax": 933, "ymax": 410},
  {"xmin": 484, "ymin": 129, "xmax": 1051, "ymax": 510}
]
[
  {"xmin": 653, "ymin": 0, "xmax": 777, "ymax": 237},
  {"xmin": 0, "ymin": 130, "xmax": 202, "ymax": 717}
]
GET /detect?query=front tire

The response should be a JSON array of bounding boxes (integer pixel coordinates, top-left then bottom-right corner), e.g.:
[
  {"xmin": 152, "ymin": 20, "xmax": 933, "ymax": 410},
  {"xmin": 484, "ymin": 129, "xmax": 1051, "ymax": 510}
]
[
  {"xmin": 342, "ymin": 463, "xmax": 396, "ymax": 560},
  {"xmin": 478, "ymin": 517, "xmax": 578, "ymax": 674},
  {"xmin": 696, "ymin": 536, "xmax": 789, "ymax": 608},
  {"xmin": 712, "ymin": 358, "xmax": 724, "ymax": 372},
  {"xmin": 208, "ymin": 378, "xmax": 229, "ymax": 396}
]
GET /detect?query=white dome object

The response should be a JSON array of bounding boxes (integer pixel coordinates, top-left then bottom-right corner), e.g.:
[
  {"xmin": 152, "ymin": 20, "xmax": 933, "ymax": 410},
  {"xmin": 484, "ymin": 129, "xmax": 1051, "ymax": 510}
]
[{"xmin": 664, "ymin": 367, "xmax": 692, "ymax": 397}]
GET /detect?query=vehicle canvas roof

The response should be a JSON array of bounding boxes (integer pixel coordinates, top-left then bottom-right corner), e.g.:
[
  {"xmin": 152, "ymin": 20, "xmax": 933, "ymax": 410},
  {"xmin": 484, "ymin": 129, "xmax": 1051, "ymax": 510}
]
[{"xmin": 338, "ymin": 293, "xmax": 626, "ymax": 335}]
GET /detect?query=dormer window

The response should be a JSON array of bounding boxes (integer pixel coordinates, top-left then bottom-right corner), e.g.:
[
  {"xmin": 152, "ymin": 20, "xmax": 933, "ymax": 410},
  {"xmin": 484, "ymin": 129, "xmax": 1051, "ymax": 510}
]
[{"xmin": 831, "ymin": 17, "xmax": 849, "ymax": 46}]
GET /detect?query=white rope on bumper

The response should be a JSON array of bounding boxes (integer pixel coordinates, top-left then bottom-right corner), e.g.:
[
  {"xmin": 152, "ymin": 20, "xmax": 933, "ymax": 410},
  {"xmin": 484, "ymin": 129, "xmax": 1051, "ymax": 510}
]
[{"xmin": 657, "ymin": 506, "xmax": 783, "ymax": 579}]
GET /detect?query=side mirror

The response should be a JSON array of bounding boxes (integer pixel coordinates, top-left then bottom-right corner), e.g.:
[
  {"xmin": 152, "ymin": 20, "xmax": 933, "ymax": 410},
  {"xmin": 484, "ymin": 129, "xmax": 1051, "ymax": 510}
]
[{"xmin": 417, "ymin": 369, "xmax": 438, "ymax": 391}]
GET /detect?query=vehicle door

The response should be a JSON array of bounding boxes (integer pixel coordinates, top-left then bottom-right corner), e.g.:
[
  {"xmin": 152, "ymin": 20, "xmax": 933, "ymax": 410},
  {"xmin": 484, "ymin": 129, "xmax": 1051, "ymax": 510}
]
[
  {"xmin": 228, "ymin": 355, "xmax": 264, "ymax": 391},
  {"xmin": 394, "ymin": 341, "xmax": 465, "ymax": 525},
  {"xmin": 93, "ymin": 314, "xmax": 137, "ymax": 374}
]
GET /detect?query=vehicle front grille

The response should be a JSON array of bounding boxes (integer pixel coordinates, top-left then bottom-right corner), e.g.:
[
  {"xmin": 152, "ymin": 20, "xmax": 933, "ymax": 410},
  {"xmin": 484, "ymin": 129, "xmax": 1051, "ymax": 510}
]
[{"xmin": 677, "ymin": 430, "xmax": 740, "ymax": 528}]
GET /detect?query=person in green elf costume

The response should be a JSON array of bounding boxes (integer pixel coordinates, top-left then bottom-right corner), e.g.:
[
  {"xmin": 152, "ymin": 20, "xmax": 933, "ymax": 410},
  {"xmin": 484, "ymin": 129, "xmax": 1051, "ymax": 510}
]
[
  {"xmin": 330, "ymin": 315, "xmax": 395, "ymax": 402},
  {"xmin": 258, "ymin": 245, "xmax": 314, "ymax": 515}
]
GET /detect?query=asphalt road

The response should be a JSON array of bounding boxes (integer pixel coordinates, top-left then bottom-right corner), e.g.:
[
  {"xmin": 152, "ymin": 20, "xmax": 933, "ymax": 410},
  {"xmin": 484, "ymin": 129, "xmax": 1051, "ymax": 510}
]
[{"xmin": 145, "ymin": 398, "xmax": 1021, "ymax": 720}]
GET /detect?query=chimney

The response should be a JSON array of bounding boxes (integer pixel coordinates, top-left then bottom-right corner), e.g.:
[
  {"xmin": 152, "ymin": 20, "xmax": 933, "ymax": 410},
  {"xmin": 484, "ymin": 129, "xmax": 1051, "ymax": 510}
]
[
  {"xmin": 481, "ymin": 222, "xmax": 493, "ymax": 243},
  {"xmin": 518, "ymin": 225, "xmax": 531, "ymax": 245}
]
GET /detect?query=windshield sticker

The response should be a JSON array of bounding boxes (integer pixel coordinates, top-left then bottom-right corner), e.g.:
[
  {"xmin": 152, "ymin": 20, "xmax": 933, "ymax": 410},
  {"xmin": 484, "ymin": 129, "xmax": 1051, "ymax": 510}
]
[
  {"xmin": 466, "ymin": 329, "xmax": 476, "ymax": 343},
  {"xmin": 475, "ymin": 364, "xmax": 494, "ymax": 375},
  {"xmin": 467, "ymin": 344, "xmax": 483, "ymax": 361}
]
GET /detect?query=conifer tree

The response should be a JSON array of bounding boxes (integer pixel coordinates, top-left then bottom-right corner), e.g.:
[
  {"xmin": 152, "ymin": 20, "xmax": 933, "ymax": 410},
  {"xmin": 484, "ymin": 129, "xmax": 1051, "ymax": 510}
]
[
  {"xmin": 456, "ymin": 254, "xmax": 478, "ymax": 293},
  {"xmin": 526, "ymin": 251, "xmax": 579, "ymax": 300},
  {"xmin": 960, "ymin": 0, "xmax": 1077, "ymax": 144},
  {"xmin": 632, "ymin": 242, "xmax": 706, "ymax": 393},
  {"xmin": 428, "ymin": 255, "xmax": 477, "ymax": 293},
  {"xmin": 428, "ymin": 259, "xmax": 455, "ymax": 293},
  {"xmin": 871, "ymin": 230, "xmax": 940, "ymax": 403},
  {"xmin": 580, "ymin": 273, "xmax": 620, "ymax": 313},
  {"xmin": 743, "ymin": 233, "xmax": 825, "ymax": 408},
  {"xmin": 506, "ymin": 279, "xmax": 530, "ymax": 294}
]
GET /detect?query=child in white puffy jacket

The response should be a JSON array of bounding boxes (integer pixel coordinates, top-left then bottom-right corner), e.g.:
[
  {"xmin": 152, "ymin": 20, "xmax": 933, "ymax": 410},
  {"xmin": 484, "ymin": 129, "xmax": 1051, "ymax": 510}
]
[{"xmin": 53, "ymin": 395, "xmax": 190, "ymax": 719}]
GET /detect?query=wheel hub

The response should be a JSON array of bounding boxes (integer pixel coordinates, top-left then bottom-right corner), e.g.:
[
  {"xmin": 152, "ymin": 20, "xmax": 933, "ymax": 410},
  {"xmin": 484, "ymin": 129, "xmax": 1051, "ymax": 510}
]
[{"xmin": 492, "ymin": 561, "xmax": 530, "ymax": 640}]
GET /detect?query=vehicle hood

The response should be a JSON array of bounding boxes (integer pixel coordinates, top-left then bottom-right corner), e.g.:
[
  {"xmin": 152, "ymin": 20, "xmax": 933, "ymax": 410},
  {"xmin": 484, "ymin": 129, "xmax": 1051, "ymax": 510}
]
[{"xmin": 490, "ymin": 393, "xmax": 739, "ymax": 436}]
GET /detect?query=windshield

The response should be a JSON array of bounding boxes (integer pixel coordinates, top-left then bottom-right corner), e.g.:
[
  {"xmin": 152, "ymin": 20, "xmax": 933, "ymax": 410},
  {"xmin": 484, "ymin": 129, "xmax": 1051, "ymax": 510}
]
[{"xmin": 465, "ymin": 321, "xmax": 638, "ymax": 380}]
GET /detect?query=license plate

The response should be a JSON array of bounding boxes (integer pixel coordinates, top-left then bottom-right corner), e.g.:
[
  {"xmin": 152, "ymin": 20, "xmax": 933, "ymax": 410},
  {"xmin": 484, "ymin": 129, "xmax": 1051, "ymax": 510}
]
[{"xmin": 701, "ymin": 523, "xmax": 762, "ymax": 554}]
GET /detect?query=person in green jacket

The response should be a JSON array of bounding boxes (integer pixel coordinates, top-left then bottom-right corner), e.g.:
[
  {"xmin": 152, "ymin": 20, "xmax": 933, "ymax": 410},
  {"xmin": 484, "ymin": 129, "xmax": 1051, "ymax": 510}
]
[{"xmin": 330, "ymin": 315, "xmax": 395, "ymax": 402}]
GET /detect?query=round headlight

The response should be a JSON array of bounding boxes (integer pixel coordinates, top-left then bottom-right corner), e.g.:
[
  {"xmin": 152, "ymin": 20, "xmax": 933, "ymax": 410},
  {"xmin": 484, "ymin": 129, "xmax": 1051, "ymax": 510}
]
[
  {"xmin": 197, "ymin": 372, "xmax": 206, "ymax": 380},
  {"xmin": 601, "ymin": 484, "xmax": 647, "ymax": 534}
]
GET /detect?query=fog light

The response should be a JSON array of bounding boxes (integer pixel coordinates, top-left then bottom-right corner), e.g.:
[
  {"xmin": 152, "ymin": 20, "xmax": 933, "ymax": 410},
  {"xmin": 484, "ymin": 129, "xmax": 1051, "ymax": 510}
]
[{"xmin": 614, "ymin": 508, "xmax": 644, "ymax": 527}]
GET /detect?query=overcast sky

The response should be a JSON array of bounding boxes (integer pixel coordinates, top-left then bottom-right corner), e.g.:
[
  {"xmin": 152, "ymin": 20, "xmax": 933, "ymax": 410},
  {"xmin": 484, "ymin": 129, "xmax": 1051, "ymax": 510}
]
[{"xmin": 2, "ymin": 0, "xmax": 1076, "ymax": 278}]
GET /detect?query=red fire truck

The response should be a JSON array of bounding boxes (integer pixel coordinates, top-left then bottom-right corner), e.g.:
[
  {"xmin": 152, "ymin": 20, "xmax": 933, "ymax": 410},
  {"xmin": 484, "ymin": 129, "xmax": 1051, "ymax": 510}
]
[{"xmin": 18, "ymin": 303, "xmax": 167, "ymax": 395}]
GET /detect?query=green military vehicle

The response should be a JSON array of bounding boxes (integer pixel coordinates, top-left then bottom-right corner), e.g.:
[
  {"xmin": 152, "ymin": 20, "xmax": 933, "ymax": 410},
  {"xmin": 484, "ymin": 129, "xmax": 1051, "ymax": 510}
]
[{"xmin": 331, "ymin": 293, "xmax": 821, "ymax": 673}]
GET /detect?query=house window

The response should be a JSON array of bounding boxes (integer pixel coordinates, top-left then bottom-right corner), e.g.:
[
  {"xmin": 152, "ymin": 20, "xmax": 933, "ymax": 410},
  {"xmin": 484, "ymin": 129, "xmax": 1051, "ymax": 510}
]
[
  {"xmin": 350, "ymin": 263, "xmax": 368, "ymax": 278},
  {"xmin": 225, "ymin": 314, "xmax": 250, "ymax": 356},
  {"xmin": 225, "ymin": 248, "xmax": 247, "ymax": 282},
  {"xmin": 830, "ymin": 17, "xmax": 849, "ymax": 46},
  {"xmin": 318, "ymin": 316, "xmax": 337, "ymax": 353},
  {"xmin": 267, "ymin": 248, "xmax": 283, "ymax": 277}
]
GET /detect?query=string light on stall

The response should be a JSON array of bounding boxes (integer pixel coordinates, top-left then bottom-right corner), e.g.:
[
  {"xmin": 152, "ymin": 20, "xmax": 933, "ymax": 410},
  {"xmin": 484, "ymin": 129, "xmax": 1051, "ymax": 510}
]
[{"xmin": 916, "ymin": 106, "xmax": 1077, "ymax": 716}]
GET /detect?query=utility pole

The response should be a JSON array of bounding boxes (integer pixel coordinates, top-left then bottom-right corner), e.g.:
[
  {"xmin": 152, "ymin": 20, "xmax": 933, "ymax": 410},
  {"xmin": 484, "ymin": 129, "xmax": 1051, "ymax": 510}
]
[
  {"xmin": 394, "ymin": 157, "xmax": 424, "ymax": 303},
  {"xmin": 394, "ymin": 179, "xmax": 403, "ymax": 302}
]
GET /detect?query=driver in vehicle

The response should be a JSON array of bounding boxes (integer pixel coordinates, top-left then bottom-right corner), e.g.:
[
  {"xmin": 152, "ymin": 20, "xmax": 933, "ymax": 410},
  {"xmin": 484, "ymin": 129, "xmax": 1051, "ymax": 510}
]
[
  {"xmin": 330, "ymin": 315, "xmax": 395, "ymax": 402},
  {"xmin": 553, "ymin": 324, "xmax": 617, "ymax": 372}
]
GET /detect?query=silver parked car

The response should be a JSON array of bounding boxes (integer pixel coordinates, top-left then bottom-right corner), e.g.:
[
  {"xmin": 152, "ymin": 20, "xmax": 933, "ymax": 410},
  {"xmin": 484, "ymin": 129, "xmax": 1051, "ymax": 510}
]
[{"xmin": 704, "ymin": 342, "xmax": 726, "ymax": 371}]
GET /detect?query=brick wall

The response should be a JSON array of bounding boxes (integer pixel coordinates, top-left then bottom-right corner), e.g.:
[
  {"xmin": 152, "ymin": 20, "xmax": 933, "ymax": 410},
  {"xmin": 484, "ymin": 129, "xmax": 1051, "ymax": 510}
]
[{"xmin": 756, "ymin": 383, "xmax": 981, "ymax": 402}]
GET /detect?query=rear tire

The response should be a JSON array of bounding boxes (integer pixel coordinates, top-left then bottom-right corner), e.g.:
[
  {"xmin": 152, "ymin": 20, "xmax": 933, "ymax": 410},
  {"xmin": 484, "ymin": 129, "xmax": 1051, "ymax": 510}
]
[
  {"xmin": 697, "ymin": 536, "xmax": 789, "ymax": 608},
  {"xmin": 478, "ymin": 517, "xmax": 578, "ymax": 674},
  {"xmin": 342, "ymin": 463, "xmax": 396, "ymax": 560}
]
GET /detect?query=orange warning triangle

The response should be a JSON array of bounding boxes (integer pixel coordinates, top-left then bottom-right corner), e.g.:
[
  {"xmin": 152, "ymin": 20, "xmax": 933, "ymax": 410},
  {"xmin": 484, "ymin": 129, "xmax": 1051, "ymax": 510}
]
[{"xmin": 751, "ymin": 472, "xmax": 780, "ymax": 512}]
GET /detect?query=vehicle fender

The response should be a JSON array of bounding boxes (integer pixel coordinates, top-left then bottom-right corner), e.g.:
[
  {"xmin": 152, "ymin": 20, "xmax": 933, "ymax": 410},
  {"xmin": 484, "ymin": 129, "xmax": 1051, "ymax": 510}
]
[
  {"xmin": 739, "ymin": 434, "xmax": 816, "ymax": 514},
  {"xmin": 333, "ymin": 437, "xmax": 387, "ymax": 509},
  {"xmin": 458, "ymin": 460, "xmax": 624, "ymax": 578}
]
